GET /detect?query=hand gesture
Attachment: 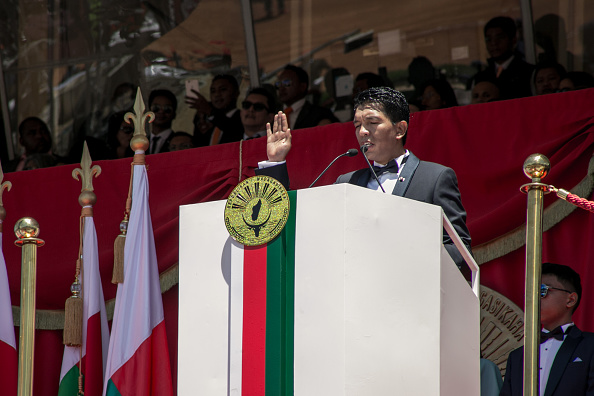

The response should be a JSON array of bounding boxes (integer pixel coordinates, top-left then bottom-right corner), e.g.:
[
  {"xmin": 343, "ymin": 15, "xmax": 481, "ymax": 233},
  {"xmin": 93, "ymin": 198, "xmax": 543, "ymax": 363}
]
[
  {"xmin": 266, "ymin": 111, "xmax": 292, "ymax": 162},
  {"xmin": 184, "ymin": 89, "xmax": 212, "ymax": 114}
]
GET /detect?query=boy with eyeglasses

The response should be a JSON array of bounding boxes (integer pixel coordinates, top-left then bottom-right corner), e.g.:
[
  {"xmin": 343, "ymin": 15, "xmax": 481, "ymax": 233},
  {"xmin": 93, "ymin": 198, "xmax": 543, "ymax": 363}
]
[
  {"xmin": 148, "ymin": 89, "xmax": 177, "ymax": 154},
  {"xmin": 500, "ymin": 262, "xmax": 594, "ymax": 396}
]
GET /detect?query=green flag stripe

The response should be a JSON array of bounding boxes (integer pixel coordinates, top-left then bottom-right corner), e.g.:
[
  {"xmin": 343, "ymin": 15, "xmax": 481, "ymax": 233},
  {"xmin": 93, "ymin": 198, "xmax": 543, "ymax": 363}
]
[
  {"xmin": 265, "ymin": 190, "xmax": 297, "ymax": 396},
  {"xmin": 105, "ymin": 379, "xmax": 123, "ymax": 396},
  {"xmin": 57, "ymin": 366, "xmax": 80, "ymax": 396}
]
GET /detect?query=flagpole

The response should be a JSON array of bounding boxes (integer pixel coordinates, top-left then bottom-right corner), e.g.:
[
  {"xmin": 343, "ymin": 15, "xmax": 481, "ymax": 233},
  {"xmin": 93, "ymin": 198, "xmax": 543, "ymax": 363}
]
[{"xmin": 14, "ymin": 217, "xmax": 44, "ymax": 396}]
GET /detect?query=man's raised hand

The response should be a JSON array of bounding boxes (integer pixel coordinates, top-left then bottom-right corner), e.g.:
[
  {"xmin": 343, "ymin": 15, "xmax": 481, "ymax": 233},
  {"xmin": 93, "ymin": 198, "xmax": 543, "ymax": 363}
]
[{"xmin": 266, "ymin": 111, "xmax": 292, "ymax": 162}]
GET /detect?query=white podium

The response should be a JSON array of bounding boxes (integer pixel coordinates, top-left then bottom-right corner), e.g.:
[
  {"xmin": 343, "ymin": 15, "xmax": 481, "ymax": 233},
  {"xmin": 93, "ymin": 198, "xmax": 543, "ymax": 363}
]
[{"xmin": 179, "ymin": 183, "xmax": 480, "ymax": 395}]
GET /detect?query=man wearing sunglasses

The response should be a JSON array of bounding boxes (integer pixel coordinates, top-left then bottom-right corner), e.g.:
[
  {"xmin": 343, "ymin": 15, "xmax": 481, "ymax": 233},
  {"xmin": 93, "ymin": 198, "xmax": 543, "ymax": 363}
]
[
  {"xmin": 276, "ymin": 65, "xmax": 338, "ymax": 130},
  {"xmin": 500, "ymin": 262, "xmax": 594, "ymax": 396},
  {"xmin": 148, "ymin": 89, "xmax": 177, "ymax": 154},
  {"xmin": 240, "ymin": 87, "xmax": 277, "ymax": 140}
]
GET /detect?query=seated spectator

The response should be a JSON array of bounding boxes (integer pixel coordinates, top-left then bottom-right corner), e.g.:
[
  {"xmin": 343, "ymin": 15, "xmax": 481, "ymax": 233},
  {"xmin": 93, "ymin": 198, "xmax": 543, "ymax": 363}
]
[
  {"xmin": 353, "ymin": 72, "xmax": 390, "ymax": 97},
  {"xmin": 240, "ymin": 87, "xmax": 276, "ymax": 140},
  {"xmin": 168, "ymin": 132, "xmax": 195, "ymax": 151},
  {"xmin": 420, "ymin": 79, "xmax": 458, "ymax": 110},
  {"xmin": 407, "ymin": 56, "xmax": 439, "ymax": 100},
  {"xmin": 558, "ymin": 71, "xmax": 594, "ymax": 92},
  {"xmin": 471, "ymin": 78, "xmax": 501, "ymax": 104},
  {"xmin": 471, "ymin": 16, "xmax": 534, "ymax": 99},
  {"xmin": 148, "ymin": 89, "xmax": 177, "ymax": 154},
  {"xmin": 186, "ymin": 74, "xmax": 243, "ymax": 146},
  {"xmin": 107, "ymin": 111, "xmax": 134, "ymax": 159},
  {"xmin": 23, "ymin": 153, "xmax": 57, "ymax": 170},
  {"xmin": 4, "ymin": 117, "xmax": 56, "ymax": 172},
  {"xmin": 276, "ymin": 64, "xmax": 339, "ymax": 130},
  {"xmin": 534, "ymin": 61, "xmax": 567, "ymax": 95}
]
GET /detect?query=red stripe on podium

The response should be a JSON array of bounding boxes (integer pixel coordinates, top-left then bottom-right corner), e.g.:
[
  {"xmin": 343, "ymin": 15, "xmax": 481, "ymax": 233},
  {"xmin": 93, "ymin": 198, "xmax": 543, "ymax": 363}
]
[{"xmin": 242, "ymin": 245, "xmax": 268, "ymax": 395}]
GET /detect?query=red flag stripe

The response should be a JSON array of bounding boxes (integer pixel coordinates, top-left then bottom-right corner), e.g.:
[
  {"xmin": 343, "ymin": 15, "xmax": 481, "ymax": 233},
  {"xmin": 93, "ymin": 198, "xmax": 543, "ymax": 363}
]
[
  {"xmin": 110, "ymin": 321, "xmax": 172, "ymax": 396},
  {"xmin": 242, "ymin": 245, "xmax": 268, "ymax": 395}
]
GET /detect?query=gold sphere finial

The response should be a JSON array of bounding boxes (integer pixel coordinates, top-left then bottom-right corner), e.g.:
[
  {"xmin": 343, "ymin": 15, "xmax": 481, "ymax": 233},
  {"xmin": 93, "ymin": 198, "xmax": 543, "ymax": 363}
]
[
  {"xmin": 14, "ymin": 217, "xmax": 40, "ymax": 239},
  {"xmin": 78, "ymin": 190, "xmax": 97, "ymax": 207},
  {"xmin": 523, "ymin": 153, "xmax": 550, "ymax": 181},
  {"xmin": 130, "ymin": 135, "xmax": 149, "ymax": 152}
]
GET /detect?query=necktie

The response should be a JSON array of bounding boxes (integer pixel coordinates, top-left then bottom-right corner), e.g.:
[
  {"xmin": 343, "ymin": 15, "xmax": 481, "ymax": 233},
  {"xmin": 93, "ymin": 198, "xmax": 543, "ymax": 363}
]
[
  {"xmin": 372, "ymin": 159, "xmax": 398, "ymax": 177},
  {"xmin": 210, "ymin": 127, "xmax": 222, "ymax": 146},
  {"xmin": 496, "ymin": 65, "xmax": 504, "ymax": 78},
  {"xmin": 284, "ymin": 107, "xmax": 293, "ymax": 127},
  {"xmin": 151, "ymin": 135, "xmax": 160, "ymax": 154},
  {"xmin": 540, "ymin": 326, "xmax": 565, "ymax": 343}
]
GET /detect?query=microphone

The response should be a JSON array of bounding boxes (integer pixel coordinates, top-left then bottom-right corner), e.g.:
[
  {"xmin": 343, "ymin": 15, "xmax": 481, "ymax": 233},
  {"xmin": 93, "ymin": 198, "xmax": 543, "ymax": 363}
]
[
  {"xmin": 360, "ymin": 145, "xmax": 386, "ymax": 193},
  {"xmin": 309, "ymin": 149, "xmax": 358, "ymax": 188}
]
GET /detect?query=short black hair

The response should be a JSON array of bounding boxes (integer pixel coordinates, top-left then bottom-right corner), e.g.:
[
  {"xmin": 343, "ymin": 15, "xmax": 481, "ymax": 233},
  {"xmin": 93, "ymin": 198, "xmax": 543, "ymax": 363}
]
[
  {"xmin": 212, "ymin": 74, "xmax": 240, "ymax": 93},
  {"xmin": 484, "ymin": 16, "xmax": 517, "ymax": 40},
  {"xmin": 354, "ymin": 87, "xmax": 410, "ymax": 145},
  {"xmin": 170, "ymin": 131, "xmax": 193, "ymax": 140},
  {"xmin": 18, "ymin": 116, "xmax": 50, "ymax": 138},
  {"xmin": 148, "ymin": 89, "xmax": 178, "ymax": 112},
  {"xmin": 534, "ymin": 61, "xmax": 567, "ymax": 83},
  {"xmin": 283, "ymin": 64, "xmax": 309, "ymax": 90},
  {"xmin": 421, "ymin": 79, "xmax": 459, "ymax": 108},
  {"xmin": 563, "ymin": 71, "xmax": 594, "ymax": 90},
  {"xmin": 355, "ymin": 72, "xmax": 388, "ymax": 88},
  {"xmin": 542, "ymin": 262, "xmax": 582, "ymax": 312},
  {"xmin": 245, "ymin": 87, "xmax": 277, "ymax": 113}
]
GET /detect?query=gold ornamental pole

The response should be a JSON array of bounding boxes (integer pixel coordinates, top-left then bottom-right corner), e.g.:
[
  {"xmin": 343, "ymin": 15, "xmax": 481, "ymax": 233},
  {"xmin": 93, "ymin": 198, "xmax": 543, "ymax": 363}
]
[
  {"xmin": 14, "ymin": 217, "xmax": 45, "ymax": 396},
  {"xmin": 520, "ymin": 154, "xmax": 551, "ymax": 396}
]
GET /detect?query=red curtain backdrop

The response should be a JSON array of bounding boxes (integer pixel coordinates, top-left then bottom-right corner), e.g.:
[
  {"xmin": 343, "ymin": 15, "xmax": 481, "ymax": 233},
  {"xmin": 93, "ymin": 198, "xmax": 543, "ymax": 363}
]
[{"xmin": 2, "ymin": 88, "xmax": 594, "ymax": 395}]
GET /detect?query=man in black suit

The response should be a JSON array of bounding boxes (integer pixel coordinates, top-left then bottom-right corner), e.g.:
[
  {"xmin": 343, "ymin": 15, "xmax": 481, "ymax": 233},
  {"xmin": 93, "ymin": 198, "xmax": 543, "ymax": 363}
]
[
  {"xmin": 500, "ymin": 263, "xmax": 594, "ymax": 396},
  {"xmin": 471, "ymin": 16, "xmax": 534, "ymax": 100},
  {"xmin": 258, "ymin": 87, "xmax": 471, "ymax": 271},
  {"xmin": 148, "ymin": 89, "xmax": 177, "ymax": 154},
  {"xmin": 276, "ymin": 65, "xmax": 338, "ymax": 130}
]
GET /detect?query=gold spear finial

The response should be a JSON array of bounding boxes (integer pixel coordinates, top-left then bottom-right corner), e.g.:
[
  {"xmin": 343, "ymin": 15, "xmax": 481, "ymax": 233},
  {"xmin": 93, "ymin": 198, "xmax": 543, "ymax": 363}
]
[
  {"xmin": 72, "ymin": 142, "xmax": 101, "ymax": 207},
  {"xmin": 126, "ymin": 87, "xmax": 152, "ymax": 153},
  {"xmin": 0, "ymin": 164, "xmax": 12, "ymax": 232}
]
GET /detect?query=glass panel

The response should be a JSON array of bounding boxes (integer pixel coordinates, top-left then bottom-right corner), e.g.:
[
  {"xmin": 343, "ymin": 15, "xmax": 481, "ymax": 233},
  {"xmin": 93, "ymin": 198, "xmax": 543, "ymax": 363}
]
[{"xmin": 0, "ymin": 0, "xmax": 245, "ymax": 163}]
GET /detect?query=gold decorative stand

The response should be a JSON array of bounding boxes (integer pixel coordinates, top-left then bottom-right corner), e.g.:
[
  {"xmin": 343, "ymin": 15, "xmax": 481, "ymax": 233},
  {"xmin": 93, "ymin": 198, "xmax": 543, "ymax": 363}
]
[{"xmin": 14, "ymin": 218, "xmax": 44, "ymax": 396}]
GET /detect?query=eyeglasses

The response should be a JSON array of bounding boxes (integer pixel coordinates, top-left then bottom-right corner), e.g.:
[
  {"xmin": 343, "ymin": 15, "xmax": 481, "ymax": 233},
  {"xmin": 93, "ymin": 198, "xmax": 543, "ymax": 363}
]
[
  {"xmin": 540, "ymin": 284, "xmax": 573, "ymax": 298},
  {"xmin": 151, "ymin": 105, "xmax": 174, "ymax": 114},
  {"xmin": 242, "ymin": 100, "xmax": 269, "ymax": 112},
  {"xmin": 275, "ymin": 79, "xmax": 292, "ymax": 89}
]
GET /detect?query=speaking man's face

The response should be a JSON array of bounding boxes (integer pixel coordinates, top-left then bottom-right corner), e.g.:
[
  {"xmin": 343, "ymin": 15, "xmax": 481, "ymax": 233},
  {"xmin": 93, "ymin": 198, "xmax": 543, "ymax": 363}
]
[{"xmin": 353, "ymin": 105, "xmax": 406, "ymax": 165}]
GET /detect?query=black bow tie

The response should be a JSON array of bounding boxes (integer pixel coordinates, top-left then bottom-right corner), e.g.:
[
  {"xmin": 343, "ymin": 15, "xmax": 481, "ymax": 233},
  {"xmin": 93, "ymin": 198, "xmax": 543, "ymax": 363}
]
[
  {"xmin": 372, "ymin": 159, "xmax": 398, "ymax": 177},
  {"xmin": 541, "ymin": 326, "xmax": 566, "ymax": 343}
]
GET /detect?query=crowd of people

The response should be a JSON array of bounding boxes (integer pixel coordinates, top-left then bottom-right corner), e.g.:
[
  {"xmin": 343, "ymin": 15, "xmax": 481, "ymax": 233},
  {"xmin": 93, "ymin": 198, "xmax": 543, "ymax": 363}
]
[{"xmin": 2, "ymin": 15, "xmax": 593, "ymax": 174}]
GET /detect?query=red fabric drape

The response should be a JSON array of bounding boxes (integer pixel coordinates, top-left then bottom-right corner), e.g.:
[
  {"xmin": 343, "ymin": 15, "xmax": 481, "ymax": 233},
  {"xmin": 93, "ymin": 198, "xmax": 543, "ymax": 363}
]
[{"xmin": 2, "ymin": 88, "xmax": 593, "ymax": 395}]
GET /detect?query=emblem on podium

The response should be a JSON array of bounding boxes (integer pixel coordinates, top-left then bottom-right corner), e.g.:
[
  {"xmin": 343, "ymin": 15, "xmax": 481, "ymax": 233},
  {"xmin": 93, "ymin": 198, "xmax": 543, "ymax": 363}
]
[{"xmin": 224, "ymin": 175, "xmax": 290, "ymax": 246}]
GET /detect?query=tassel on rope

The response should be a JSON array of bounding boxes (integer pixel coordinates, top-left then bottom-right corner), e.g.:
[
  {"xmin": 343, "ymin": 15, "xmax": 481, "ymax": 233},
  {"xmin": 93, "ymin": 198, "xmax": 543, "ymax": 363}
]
[
  {"xmin": 113, "ymin": 163, "xmax": 134, "ymax": 284},
  {"xmin": 112, "ymin": 212, "xmax": 129, "ymax": 284},
  {"xmin": 551, "ymin": 186, "xmax": 594, "ymax": 213},
  {"xmin": 64, "ymin": 274, "xmax": 83, "ymax": 346}
]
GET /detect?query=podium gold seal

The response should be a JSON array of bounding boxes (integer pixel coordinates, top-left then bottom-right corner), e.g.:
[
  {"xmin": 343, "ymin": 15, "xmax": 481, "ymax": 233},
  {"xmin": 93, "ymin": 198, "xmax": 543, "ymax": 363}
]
[{"xmin": 224, "ymin": 175, "xmax": 290, "ymax": 246}]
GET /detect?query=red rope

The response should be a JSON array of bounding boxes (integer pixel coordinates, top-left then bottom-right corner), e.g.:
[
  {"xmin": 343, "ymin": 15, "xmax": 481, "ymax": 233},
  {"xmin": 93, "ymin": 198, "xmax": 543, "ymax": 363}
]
[{"xmin": 566, "ymin": 193, "xmax": 594, "ymax": 213}]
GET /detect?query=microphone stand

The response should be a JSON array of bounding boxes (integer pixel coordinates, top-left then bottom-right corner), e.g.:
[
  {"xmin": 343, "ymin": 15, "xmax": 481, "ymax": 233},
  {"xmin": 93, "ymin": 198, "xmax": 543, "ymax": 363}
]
[
  {"xmin": 309, "ymin": 149, "xmax": 358, "ymax": 188},
  {"xmin": 360, "ymin": 145, "xmax": 385, "ymax": 193}
]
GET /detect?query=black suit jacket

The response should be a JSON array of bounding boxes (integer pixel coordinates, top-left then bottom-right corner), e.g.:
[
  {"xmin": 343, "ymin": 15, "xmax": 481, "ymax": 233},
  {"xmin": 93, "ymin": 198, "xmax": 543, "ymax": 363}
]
[
  {"xmin": 151, "ymin": 131, "xmax": 174, "ymax": 154},
  {"xmin": 472, "ymin": 55, "xmax": 534, "ymax": 100},
  {"xmin": 500, "ymin": 326, "xmax": 594, "ymax": 396},
  {"xmin": 293, "ymin": 101, "xmax": 339, "ymax": 130},
  {"xmin": 256, "ymin": 152, "xmax": 472, "ymax": 270}
]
